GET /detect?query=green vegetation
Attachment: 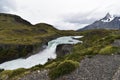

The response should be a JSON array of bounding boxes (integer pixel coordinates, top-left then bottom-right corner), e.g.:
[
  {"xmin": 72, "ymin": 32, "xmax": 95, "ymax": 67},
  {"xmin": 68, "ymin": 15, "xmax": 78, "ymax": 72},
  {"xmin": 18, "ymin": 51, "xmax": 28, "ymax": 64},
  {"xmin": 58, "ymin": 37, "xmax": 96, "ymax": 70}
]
[
  {"xmin": 0, "ymin": 69, "xmax": 4, "ymax": 73},
  {"xmin": 49, "ymin": 60, "xmax": 79, "ymax": 80},
  {"xmin": 0, "ymin": 13, "xmax": 120, "ymax": 80},
  {"xmin": 0, "ymin": 29, "xmax": 120, "ymax": 80},
  {"xmin": 0, "ymin": 68, "xmax": 29, "ymax": 80},
  {"xmin": 0, "ymin": 15, "xmax": 57, "ymax": 45},
  {"xmin": 45, "ymin": 62, "xmax": 58, "ymax": 69},
  {"xmin": 99, "ymin": 45, "xmax": 120, "ymax": 55}
]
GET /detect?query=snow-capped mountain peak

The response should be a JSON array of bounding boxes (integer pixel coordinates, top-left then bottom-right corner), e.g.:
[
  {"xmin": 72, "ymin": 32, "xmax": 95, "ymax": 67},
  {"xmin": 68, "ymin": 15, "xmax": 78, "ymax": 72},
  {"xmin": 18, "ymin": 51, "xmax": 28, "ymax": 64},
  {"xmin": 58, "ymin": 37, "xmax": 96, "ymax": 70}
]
[
  {"xmin": 101, "ymin": 13, "xmax": 114, "ymax": 22},
  {"xmin": 78, "ymin": 13, "xmax": 120, "ymax": 31}
]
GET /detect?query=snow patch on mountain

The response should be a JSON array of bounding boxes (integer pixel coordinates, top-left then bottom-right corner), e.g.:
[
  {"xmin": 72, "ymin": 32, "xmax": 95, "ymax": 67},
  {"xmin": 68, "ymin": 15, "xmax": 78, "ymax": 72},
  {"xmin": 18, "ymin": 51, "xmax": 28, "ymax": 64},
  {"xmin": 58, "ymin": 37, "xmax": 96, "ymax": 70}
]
[
  {"xmin": 101, "ymin": 13, "xmax": 114, "ymax": 22},
  {"xmin": 101, "ymin": 17, "xmax": 114, "ymax": 22}
]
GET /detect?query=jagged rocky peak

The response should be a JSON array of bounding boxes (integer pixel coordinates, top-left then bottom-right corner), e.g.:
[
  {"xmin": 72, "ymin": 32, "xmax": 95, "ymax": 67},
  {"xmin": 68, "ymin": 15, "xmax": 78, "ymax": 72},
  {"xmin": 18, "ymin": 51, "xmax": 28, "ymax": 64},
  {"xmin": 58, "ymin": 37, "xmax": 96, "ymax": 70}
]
[
  {"xmin": 78, "ymin": 12, "xmax": 120, "ymax": 31},
  {"xmin": 101, "ymin": 13, "xmax": 114, "ymax": 22},
  {"xmin": 105, "ymin": 13, "xmax": 112, "ymax": 19}
]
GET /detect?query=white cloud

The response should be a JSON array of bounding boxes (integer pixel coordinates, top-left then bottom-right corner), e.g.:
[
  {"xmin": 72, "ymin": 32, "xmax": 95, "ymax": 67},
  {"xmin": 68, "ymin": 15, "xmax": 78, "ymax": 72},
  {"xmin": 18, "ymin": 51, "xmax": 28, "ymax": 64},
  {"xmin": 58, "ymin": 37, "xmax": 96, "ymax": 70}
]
[
  {"xmin": 0, "ymin": 0, "xmax": 16, "ymax": 12},
  {"xmin": 1, "ymin": 0, "xmax": 120, "ymax": 30},
  {"xmin": 54, "ymin": 21, "xmax": 88, "ymax": 30}
]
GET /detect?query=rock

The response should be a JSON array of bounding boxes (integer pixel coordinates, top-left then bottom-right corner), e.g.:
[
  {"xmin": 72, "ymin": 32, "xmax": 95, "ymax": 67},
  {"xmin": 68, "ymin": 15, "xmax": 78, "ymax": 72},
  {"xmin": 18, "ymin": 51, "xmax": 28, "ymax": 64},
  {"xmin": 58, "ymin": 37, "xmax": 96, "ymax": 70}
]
[
  {"xmin": 112, "ymin": 40, "xmax": 120, "ymax": 47},
  {"xmin": 19, "ymin": 70, "xmax": 50, "ymax": 80},
  {"xmin": 16, "ymin": 55, "xmax": 120, "ymax": 80},
  {"xmin": 112, "ymin": 66, "xmax": 120, "ymax": 80},
  {"xmin": 56, "ymin": 44, "xmax": 73, "ymax": 57},
  {"xmin": 57, "ymin": 55, "xmax": 120, "ymax": 80},
  {"xmin": 0, "ymin": 43, "xmax": 46, "ymax": 64}
]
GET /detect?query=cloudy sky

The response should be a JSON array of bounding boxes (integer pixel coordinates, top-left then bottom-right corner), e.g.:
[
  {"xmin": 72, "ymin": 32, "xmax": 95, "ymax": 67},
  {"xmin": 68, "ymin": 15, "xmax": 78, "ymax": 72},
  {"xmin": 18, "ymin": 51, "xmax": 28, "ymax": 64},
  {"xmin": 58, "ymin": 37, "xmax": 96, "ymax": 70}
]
[{"xmin": 0, "ymin": 0, "xmax": 120, "ymax": 30}]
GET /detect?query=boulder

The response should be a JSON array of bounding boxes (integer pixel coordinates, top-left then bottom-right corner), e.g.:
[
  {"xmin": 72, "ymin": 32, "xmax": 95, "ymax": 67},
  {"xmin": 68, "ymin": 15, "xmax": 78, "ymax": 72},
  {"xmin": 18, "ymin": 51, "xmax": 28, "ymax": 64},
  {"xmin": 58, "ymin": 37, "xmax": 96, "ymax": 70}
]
[{"xmin": 56, "ymin": 44, "xmax": 73, "ymax": 57}]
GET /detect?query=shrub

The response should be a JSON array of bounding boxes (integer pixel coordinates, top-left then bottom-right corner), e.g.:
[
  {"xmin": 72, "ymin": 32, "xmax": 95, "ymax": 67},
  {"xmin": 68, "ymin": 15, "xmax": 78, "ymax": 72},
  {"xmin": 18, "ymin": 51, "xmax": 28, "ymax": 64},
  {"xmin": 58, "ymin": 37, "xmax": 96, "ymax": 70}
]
[
  {"xmin": 45, "ymin": 62, "xmax": 57, "ymax": 69},
  {"xmin": 99, "ymin": 45, "xmax": 120, "ymax": 55},
  {"xmin": 49, "ymin": 60, "xmax": 79, "ymax": 80},
  {"xmin": 11, "ymin": 68, "xmax": 27, "ymax": 77},
  {"xmin": 0, "ymin": 69, "xmax": 4, "ymax": 73},
  {"xmin": 0, "ymin": 68, "xmax": 27, "ymax": 80},
  {"xmin": 0, "ymin": 70, "xmax": 13, "ymax": 79},
  {"xmin": 30, "ymin": 64, "xmax": 43, "ymax": 71},
  {"xmin": 65, "ymin": 53, "xmax": 84, "ymax": 62}
]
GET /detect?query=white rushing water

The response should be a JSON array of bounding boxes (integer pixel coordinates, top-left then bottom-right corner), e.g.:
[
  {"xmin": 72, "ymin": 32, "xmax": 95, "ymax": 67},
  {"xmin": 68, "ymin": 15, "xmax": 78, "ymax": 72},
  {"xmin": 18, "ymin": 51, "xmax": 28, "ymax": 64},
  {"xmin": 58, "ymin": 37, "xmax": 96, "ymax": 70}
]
[{"xmin": 0, "ymin": 36, "xmax": 82, "ymax": 70}]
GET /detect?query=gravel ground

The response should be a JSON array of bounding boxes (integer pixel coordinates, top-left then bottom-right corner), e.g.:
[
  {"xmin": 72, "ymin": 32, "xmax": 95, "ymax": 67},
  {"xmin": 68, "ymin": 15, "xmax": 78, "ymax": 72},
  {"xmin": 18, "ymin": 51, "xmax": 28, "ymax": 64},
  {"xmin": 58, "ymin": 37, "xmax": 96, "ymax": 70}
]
[
  {"xmin": 19, "ymin": 70, "xmax": 50, "ymax": 80},
  {"xmin": 57, "ymin": 55, "xmax": 120, "ymax": 80},
  {"xmin": 20, "ymin": 55, "xmax": 120, "ymax": 80}
]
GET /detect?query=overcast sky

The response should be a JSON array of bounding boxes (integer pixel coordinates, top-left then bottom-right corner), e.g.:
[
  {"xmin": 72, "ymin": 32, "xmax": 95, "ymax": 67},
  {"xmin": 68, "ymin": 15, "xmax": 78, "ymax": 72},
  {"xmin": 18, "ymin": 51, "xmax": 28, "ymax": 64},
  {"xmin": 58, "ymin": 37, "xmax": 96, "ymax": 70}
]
[{"xmin": 0, "ymin": 0, "xmax": 120, "ymax": 30}]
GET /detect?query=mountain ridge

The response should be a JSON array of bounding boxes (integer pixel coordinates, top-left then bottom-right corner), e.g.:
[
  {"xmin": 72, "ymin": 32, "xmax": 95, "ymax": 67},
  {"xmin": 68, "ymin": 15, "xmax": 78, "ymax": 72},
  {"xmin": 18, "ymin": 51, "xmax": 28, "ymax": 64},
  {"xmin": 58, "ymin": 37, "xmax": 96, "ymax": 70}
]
[
  {"xmin": 78, "ymin": 13, "xmax": 120, "ymax": 31},
  {"xmin": 0, "ymin": 13, "xmax": 32, "ymax": 25}
]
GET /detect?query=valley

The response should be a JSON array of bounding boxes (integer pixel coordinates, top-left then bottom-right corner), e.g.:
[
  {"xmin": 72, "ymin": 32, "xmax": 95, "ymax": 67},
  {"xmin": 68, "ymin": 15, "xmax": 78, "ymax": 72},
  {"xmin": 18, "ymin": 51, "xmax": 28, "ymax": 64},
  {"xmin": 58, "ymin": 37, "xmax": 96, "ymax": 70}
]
[{"xmin": 0, "ymin": 13, "xmax": 120, "ymax": 80}]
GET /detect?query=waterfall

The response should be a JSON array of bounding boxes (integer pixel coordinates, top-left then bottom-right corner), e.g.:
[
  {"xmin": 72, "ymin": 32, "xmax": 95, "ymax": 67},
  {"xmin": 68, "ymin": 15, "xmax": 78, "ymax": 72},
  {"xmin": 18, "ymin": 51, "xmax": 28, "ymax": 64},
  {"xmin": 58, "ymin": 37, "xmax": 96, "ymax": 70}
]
[{"xmin": 0, "ymin": 36, "xmax": 82, "ymax": 70}]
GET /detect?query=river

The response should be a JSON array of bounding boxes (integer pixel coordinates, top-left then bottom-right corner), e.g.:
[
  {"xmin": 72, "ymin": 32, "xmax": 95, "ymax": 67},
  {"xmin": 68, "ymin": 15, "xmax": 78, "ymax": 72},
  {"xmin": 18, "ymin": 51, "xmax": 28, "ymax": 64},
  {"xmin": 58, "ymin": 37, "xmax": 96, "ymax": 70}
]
[{"xmin": 0, "ymin": 36, "xmax": 82, "ymax": 70}]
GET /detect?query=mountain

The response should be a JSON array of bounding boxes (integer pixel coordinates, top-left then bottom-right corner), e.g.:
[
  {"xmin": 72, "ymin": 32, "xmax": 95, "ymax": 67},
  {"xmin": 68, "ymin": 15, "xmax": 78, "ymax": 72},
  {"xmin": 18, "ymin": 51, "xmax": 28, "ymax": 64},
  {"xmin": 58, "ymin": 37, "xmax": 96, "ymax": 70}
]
[{"xmin": 78, "ymin": 13, "xmax": 120, "ymax": 31}]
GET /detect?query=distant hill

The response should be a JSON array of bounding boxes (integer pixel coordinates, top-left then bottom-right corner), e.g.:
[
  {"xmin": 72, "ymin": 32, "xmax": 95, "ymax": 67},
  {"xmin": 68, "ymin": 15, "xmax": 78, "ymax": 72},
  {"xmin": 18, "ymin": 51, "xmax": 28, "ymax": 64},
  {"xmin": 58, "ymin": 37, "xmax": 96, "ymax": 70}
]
[
  {"xmin": 0, "ymin": 13, "xmax": 59, "ymax": 44},
  {"xmin": 0, "ymin": 13, "xmax": 32, "ymax": 25},
  {"xmin": 78, "ymin": 13, "xmax": 120, "ymax": 31}
]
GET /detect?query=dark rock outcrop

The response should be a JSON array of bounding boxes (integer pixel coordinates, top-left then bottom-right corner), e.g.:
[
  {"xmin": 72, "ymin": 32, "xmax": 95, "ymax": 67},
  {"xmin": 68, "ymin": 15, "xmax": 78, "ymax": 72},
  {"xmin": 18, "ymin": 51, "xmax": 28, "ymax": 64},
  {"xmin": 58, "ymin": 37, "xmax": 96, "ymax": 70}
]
[
  {"xmin": 0, "ymin": 36, "xmax": 59, "ymax": 64},
  {"xmin": 56, "ymin": 44, "xmax": 73, "ymax": 57},
  {"xmin": 0, "ymin": 43, "xmax": 46, "ymax": 64},
  {"xmin": 112, "ymin": 40, "xmax": 120, "ymax": 47}
]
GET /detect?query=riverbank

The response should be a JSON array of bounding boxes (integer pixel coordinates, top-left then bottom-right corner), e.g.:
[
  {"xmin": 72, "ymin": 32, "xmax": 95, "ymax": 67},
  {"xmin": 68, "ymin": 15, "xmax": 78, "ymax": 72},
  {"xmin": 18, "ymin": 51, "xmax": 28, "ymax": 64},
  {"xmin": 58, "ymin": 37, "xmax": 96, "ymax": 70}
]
[
  {"xmin": 9, "ymin": 55, "xmax": 120, "ymax": 80},
  {"xmin": 0, "ymin": 36, "xmax": 82, "ymax": 70}
]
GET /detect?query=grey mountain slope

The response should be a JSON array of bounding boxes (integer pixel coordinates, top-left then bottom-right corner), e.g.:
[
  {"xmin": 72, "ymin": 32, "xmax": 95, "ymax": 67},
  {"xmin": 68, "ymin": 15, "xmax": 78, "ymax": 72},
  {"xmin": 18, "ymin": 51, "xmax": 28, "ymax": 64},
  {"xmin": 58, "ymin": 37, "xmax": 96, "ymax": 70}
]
[{"xmin": 78, "ymin": 13, "xmax": 120, "ymax": 31}]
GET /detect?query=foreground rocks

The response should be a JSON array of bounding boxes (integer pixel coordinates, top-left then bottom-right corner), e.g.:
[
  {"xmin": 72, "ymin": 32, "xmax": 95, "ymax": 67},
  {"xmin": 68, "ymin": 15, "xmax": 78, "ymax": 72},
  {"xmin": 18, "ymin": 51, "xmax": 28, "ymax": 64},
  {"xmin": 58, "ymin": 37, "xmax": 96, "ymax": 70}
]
[
  {"xmin": 19, "ymin": 70, "xmax": 50, "ymax": 80},
  {"xmin": 112, "ymin": 39, "xmax": 120, "ymax": 47},
  {"xmin": 57, "ymin": 55, "xmax": 120, "ymax": 80},
  {"xmin": 19, "ymin": 55, "xmax": 120, "ymax": 80}
]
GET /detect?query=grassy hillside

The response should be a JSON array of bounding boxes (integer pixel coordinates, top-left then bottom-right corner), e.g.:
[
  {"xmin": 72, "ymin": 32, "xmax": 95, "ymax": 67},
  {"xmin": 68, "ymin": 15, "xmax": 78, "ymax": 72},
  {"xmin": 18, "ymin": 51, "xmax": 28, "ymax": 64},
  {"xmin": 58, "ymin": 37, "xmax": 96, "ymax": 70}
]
[
  {"xmin": 0, "ymin": 13, "xmax": 58, "ymax": 44},
  {"xmin": 0, "ymin": 13, "xmax": 79, "ymax": 45}
]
